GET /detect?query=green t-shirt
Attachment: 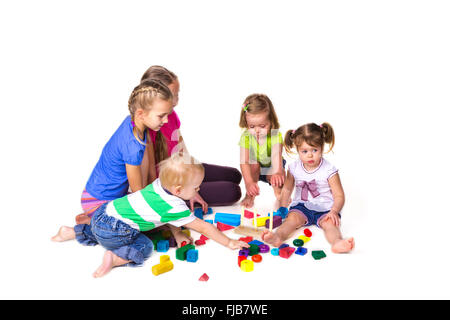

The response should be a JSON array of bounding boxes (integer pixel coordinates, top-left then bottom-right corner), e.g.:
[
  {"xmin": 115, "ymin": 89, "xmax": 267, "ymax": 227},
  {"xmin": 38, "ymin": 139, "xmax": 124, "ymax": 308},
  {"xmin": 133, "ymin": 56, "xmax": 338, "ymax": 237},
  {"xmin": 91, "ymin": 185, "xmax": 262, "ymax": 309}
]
[{"xmin": 239, "ymin": 130, "xmax": 283, "ymax": 167}]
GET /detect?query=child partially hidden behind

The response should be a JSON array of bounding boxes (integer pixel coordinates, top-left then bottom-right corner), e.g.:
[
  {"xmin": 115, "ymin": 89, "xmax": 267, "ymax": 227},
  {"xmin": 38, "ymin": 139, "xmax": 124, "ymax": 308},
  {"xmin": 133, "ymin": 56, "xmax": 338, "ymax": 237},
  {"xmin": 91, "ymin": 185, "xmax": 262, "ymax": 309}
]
[{"xmin": 52, "ymin": 154, "xmax": 249, "ymax": 278}]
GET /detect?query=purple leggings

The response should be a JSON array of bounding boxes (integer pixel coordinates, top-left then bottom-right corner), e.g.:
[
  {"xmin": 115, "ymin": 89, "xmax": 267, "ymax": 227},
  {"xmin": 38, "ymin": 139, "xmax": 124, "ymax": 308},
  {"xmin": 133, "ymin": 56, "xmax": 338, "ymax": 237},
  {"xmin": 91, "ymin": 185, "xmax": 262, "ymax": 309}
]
[{"xmin": 195, "ymin": 163, "xmax": 242, "ymax": 207}]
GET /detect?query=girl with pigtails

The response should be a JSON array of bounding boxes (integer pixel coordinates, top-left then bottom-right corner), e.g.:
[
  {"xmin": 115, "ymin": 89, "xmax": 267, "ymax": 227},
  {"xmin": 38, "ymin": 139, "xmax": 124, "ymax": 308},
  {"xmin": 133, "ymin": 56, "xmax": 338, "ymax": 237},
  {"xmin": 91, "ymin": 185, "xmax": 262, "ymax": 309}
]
[{"xmin": 262, "ymin": 122, "xmax": 354, "ymax": 253}]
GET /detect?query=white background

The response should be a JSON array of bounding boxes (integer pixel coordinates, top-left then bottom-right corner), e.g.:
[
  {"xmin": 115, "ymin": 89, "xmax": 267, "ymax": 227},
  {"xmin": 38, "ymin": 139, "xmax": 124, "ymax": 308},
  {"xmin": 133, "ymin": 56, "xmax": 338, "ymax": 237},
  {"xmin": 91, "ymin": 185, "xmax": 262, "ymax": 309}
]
[{"xmin": 1, "ymin": 0, "xmax": 449, "ymax": 299}]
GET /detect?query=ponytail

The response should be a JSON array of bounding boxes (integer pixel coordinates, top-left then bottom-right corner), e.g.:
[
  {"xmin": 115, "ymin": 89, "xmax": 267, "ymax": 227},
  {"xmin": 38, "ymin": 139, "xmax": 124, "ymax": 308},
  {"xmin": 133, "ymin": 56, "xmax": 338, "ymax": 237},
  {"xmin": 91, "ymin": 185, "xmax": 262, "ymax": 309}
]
[
  {"xmin": 320, "ymin": 122, "xmax": 335, "ymax": 153},
  {"xmin": 154, "ymin": 130, "xmax": 169, "ymax": 164},
  {"xmin": 284, "ymin": 129, "xmax": 296, "ymax": 155}
]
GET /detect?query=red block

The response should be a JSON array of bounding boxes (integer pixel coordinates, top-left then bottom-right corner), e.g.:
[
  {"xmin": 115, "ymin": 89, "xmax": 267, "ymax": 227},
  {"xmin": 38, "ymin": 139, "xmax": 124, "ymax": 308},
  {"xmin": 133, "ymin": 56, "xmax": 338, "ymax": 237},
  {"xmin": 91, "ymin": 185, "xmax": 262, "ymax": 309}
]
[
  {"xmin": 279, "ymin": 247, "xmax": 295, "ymax": 259},
  {"xmin": 238, "ymin": 255, "xmax": 247, "ymax": 267},
  {"xmin": 244, "ymin": 210, "xmax": 260, "ymax": 218},
  {"xmin": 195, "ymin": 239, "xmax": 206, "ymax": 246},
  {"xmin": 251, "ymin": 254, "xmax": 262, "ymax": 263},
  {"xmin": 200, "ymin": 234, "xmax": 209, "ymax": 241},
  {"xmin": 199, "ymin": 273, "xmax": 209, "ymax": 281},
  {"xmin": 239, "ymin": 236, "xmax": 253, "ymax": 243},
  {"xmin": 217, "ymin": 221, "xmax": 234, "ymax": 231},
  {"xmin": 304, "ymin": 228, "xmax": 312, "ymax": 237}
]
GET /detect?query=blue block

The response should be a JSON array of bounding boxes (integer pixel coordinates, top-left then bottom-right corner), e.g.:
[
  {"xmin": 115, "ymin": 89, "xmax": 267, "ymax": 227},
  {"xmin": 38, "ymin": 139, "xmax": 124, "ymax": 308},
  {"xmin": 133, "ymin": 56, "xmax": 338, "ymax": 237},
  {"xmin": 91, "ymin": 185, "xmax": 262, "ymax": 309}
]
[
  {"xmin": 214, "ymin": 212, "xmax": 241, "ymax": 226},
  {"xmin": 194, "ymin": 207, "xmax": 213, "ymax": 219},
  {"xmin": 248, "ymin": 240, "xmax": 264, "ymax": 246},
  {"xmin": 295, "ymin": 247, "xmax": 308, "ymax": 256},
  {"xmin": 277, "ymin": 207, "xmax": 289, "ymax": 219},
  {"xmin": 271, "ymin": 248, "xmax": 279, "ymax": 256},
  {"xmin": 279, "ymin": 243, "xmax": 289, "ymax": 249},
  {"xmin": 186, "ymin": 249, "xmax": 198, "ymax": 262},
  {"xmin": 205, "ymin": 219, "xmax": 213, "ymax": 224},
  {"xmin": 156, "ymin": 240, "xmax": 169, "ymax": 252}
]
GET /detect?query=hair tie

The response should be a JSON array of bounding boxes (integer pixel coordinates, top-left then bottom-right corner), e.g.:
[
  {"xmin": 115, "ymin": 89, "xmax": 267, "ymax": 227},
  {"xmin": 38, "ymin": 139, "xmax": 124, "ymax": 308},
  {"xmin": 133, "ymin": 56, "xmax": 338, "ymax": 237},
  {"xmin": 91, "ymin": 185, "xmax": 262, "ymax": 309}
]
[
  {"xmin": 319, "ymin": 124, "xmax": 323, "ymax": 128},
  {"xmin": 243, "ymin": 103, "xmax": 250, "ymax": 112},
  {"xmin": 131, "ymin": 120, "xmax": 136, "ymax": 128}
]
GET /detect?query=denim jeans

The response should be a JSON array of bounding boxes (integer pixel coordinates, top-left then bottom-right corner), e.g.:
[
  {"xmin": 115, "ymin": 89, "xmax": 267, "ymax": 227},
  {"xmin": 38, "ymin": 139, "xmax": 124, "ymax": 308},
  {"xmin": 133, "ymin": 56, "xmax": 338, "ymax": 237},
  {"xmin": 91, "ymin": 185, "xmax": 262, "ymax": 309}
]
[{"xmin": 74, "ymin": 203, "xmax": 153, "ymax": 266}]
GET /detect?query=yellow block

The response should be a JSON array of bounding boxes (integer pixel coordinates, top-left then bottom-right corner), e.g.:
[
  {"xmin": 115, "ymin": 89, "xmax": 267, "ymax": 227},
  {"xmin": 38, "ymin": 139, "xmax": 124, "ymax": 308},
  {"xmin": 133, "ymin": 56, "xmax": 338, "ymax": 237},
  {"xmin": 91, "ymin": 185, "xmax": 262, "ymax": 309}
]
[
  {"xmin": 298, "ymin": 235, "xmax": 310, "ymax": 243},
  {"xmin": 256, "ymin": 217, "xmax": 268, "ymax": 227},
  {"xmin": 181, "ymin": 229, "xmax": 191, "ymax": 237},
  {"xmin": 240, "ymin": 259, "xmax": 254, "ymax": 272},
  {"xmin": 152, "ymin": 256, "xmax": 174, "ymax": 276}
]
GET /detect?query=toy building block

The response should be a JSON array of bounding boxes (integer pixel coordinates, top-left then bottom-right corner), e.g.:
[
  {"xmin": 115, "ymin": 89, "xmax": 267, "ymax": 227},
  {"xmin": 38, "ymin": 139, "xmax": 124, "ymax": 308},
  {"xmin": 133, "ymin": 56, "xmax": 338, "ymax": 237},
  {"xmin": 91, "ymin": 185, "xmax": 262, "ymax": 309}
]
[
  {"xmin": 258, "ymin": 244, "xmax": 270, "ymax": 253},
  {"xmin": 239, "ymin": 236, "xmax": 253, "ymax": 243},
  {"xmin": 199, "ymin": 273, "xmax": 209, "ymax": 281},
  {"xmin": 217, "ymin": 221, "xmax": 235, "ymax": 231},
  {"xmin": 265, "ymin": 215, "xmax": 282, "ymax": 229},
  {"xmin": 156, "ymin": 240, "xmax": 169, "ymax": 252},
  {"xmin": 181, "ymin": 241, "xmax": 187, "ymax": 247},
  {"xmin": 194, "ymin": 207, "xmax": 213, "ymax": 220},
  {"xmin": 277, "ymin": 207, "xmax": 289, "ymax": 219},
  {"xmin": 271, "ymin": 248, "xmax": 279, "ymax": 256},
  {"xmin": 200, "ymin": 234, "xmax": 209, "ymax": 241},
  {"xmin": 248, "ymin": 239, "xmax": 263, "ymax": 246},
  {"xmin": 152, "ymin": 255, "xmax": 174, "ymax": 276},
  {"xmin": 238, "ymin": 255, "xmax": 247, "ymax": 267},
  {"xmin": 295, "ymin": 247, "xmax": 308, "ymax": 256},
  {"xmin": 293, "ymin": 239, "xmax": 304, "ymax": 247},
  {"xmin": 251, "ymin": 254, "xmax": 262, "ymax": 263},
  {"xmin": 205, "ymin": 219, "xmax": 213, "ymax": 224},
  {"xmin": 186, "ymin": 249, "xmax": 199, "ymax": 263},
  {"xmin": 176, "ymin": 244, "xmax": 195, "ymax": 261},
  {"xmin": 181, "ymin": 229, "xmax": 191, "ymax": 237},
  {"xmin": 279, "ymin": 243, "xmax": 289, "ymax": 249},
  {"xmin": 239, "ymin": 248, "xmax": 250, "ymax": 257},
  {"xmin": 168, "ymin": 237, "xmax": 177, "ymax": 248},
  {"xmin": 195, "ymin": 239, "xmax": 206, "ymax": 246},
  {"xmin": 304, "ymin": 228, "xmax": 312, "ymax": 237},
  {"xmin": 248, "ymin": 244, "xmax": 260, "ymax": 256},
  {"xmin": 312, "ymin": 250, "xmax": 327, "ymax": 260},
  {"xmin": 146, "ymin": 230, "xmax": 166, "ymax": 247},
  {"xmin": 255, "ymin": 216, "xmax": 269, "ymax": 227},
  {"xmin": 240, "ymin": 259, "xmax": 254, "ymax": 272},
  {"xmin": 298, "ymin": 235, "xmax": 311, "ymax": 243},
  {"xmin": 279, "ymin": 247, "xmax": 295, "ymax": 259},
  {"xmin": 233, "ymin": 225, "xmax": 263, "ymax": 240},
  {"xmin": 214, "ymin": 212, "xmax": 241, "ymax": 226},
  {"xmin": 244, "ymin": 210, "xmax": 259, "ymax": 218}
]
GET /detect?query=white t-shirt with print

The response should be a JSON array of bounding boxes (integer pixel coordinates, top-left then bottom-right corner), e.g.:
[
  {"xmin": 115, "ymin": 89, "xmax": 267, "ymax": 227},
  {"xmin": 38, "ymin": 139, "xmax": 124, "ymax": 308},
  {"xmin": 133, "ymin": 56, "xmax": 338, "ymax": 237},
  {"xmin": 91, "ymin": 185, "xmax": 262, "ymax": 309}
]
[{"xmin": 289, "ymin": 158, "xmax": 338, "ymax": 212}]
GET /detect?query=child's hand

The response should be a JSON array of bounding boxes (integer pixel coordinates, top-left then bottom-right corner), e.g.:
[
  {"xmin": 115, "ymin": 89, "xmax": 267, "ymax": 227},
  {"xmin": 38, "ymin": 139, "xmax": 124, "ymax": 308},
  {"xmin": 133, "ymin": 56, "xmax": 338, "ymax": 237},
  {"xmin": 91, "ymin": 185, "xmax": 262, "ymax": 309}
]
[
  {"xmin": 246, "ymin": 182, "xmax": 260, "ymax": 197},
  {"xmin": 189, "ymin": 192, "xmax": 208, "ymax": 213},
  {"xmin": 227, "ymin": 239, "xmax": 250, "ymax": 250},
  {"xmin": 270, "ymin": 173, "xmax": 285, "ymax": 188},
  {"xmin": 173, "ymin": 230, "xmax": 193, "ymax": 248},
  {"xmin": 324, "ymin": 210, "xmax": 341, "ymax": 227}
]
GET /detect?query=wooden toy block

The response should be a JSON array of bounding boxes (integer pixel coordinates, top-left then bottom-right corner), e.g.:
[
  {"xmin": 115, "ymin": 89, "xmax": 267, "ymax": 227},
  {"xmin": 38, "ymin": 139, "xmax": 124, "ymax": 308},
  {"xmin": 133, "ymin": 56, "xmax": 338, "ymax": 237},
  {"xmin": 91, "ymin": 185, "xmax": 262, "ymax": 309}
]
[
  {"xmin": 298, "ymin": 235, "xmax": 310, "ymax": 243},
  {"xmin": 295, "ymin": 247, "xmax": 308, "ymax": 256},
  {"xmin": 194, "ymin": 207, "xmax": 204, "ymax": 220},
  {"xmin": 244, "ymin": 210, "xmax": 259, "ymax": 218},
  {"xmin": 312, "ymin": 250, "xmax": 327, "ymax": 260},
  {"xmin": 248, "ymin": 240, "xmax": 263, "ymax": 246},
  {"xmin": 156, "ymin": 240, "xmax": 169, "ymax": 252},
  {"xmin": 217, "ymin": 221, "xmax": 235, "ymax": 231},
  {"xmin": 239, "ymin": 236, "xmax": 253, "ymax": 243},
  {"xmin": 181, "ymin": 229, "xmax": 191, "ymax": 237},
  {"xmin": 195, "ymin": 239, "xmax": 206, "ymax": 246},
  {"xmin": 271, "ymin": 248, "xmax": 279, "ymax": 256},
  {"xmin": 265, "ymin": 215, "xmax": 282, "ymax": 229},
  {"xmin": 205, "ymin": 219, "xmax": 214, "ymax": 224},
  {"xmin": 214, "ymin": 212, "xmax": 241, "ymax": 226},
  {"xmin": 176, "ymin": 244, "xmax": 195, "ymax": 261},
  {"xmin": 200, "ymin": 234, "xmax": 209, "ymax": 241},
  {"xmin": 186, "ymin": 249, "xmax": 199, "ymax": 263},
  {"xmin": 239, "ymin": 248, "xmax": 249, "ymax": 257},
  {"xmin": 233, "ymin": 226, "xmax": 263, "ymax": 240},
  {"xmin": 240, "ymin": 259, "xmax": 254, "ymax": 272},
  {"xmin": 279, "ymin": 247, "xmax": 295, "ymax": 259},
  {"xmin": 304, "ymin": 228, "xmax": 312, "ymax": 237},
  {"xmin": 254, "ymin": 216, "xmax": 268, "ymax": 227},
  {"xmin": 199, "ymin": 273, "xmax": 209, "ymax": 281},
  {"xmin": 238, "ymin": 255, "xmax": 247, "ymax": 267},
  {"xmin": 251, "ymin": 254, "xmax": 262, "ymax": 263},
  {"xmin": 293, "ymin": 239, "xmax": 304, "ymax": 247},
  {"xmin": 279, "ymin": 243, "xmax": 289, "ymax": 249},
  {"xmin": 277, "ymin": 207, "xmax": 289, "ymax": 219},
  {"xmin": 258, "ymin": 244, "xmax": 270, "ymax": 253},
  {"xmin": 248, "ymin": 244, "xmax": 260, "ymax": 256},
  {"xmin": 152, "ymin": 255, "xmax": 174, "ymax": 276}
]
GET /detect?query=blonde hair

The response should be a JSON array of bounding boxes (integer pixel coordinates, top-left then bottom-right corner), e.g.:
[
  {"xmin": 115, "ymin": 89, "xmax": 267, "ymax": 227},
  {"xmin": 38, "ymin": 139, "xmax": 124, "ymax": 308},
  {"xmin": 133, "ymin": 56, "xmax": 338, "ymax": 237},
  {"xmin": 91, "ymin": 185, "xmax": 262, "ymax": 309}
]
[
  {"xmin": 128, "ymin": 79, "xmax": 172, "ymax": 162},
  {"xmin": 239, "ymin": 94, "xmax": 280, "ymax": 129},
  {"xmin": 284, "ymin": 122, "xmax": 335, "ymax": 155},
  {"xmin": 139, "ymin": 66, "xmax": 178, "ymax": 164},
  {"xmin": 158, "ymin": 153, "xmax": 205, "ymax": 189}
]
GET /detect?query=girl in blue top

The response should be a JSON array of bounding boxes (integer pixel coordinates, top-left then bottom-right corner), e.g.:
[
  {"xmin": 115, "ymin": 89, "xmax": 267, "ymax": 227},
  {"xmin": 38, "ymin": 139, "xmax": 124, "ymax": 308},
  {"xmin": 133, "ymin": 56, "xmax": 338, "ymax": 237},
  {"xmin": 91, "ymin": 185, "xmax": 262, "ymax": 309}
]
[{"xmin": 76, "ymin": 79, "xmax": 174, "ymax": 224}]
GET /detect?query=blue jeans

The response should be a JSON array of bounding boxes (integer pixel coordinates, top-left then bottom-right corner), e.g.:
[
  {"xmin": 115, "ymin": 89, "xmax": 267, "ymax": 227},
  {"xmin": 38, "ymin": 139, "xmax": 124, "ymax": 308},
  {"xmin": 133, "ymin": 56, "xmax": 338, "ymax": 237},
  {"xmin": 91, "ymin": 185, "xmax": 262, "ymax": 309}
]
[{"xmin": 74, "ymin": 203, "xmax": 153, "ymax": 267}]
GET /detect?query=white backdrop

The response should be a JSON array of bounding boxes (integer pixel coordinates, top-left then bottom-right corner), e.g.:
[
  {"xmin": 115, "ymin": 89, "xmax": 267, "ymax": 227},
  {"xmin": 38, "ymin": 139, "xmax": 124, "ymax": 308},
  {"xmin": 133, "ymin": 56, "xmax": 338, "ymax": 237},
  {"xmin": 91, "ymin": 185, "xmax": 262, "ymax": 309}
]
[{"xmin": 1, "ymin": 0, "xmax": 449, "ymax": 299}]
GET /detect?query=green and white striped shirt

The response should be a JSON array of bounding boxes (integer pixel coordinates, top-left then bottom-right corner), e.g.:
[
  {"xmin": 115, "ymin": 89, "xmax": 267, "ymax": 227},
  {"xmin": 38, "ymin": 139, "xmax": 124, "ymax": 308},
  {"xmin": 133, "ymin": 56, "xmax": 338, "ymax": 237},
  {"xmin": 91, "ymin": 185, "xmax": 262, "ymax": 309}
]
[{"xmin": 105, "ymin": 178, "xmax": 195, "ymax": 231}]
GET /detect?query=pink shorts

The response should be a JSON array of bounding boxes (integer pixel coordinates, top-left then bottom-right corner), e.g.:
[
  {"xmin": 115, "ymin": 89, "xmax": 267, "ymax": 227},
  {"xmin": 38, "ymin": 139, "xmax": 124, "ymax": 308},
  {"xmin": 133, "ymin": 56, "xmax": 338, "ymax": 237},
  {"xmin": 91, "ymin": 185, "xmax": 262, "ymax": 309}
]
[{"xmin": 80, "ymin": 189, "xmax": 109, "ymax": 217}]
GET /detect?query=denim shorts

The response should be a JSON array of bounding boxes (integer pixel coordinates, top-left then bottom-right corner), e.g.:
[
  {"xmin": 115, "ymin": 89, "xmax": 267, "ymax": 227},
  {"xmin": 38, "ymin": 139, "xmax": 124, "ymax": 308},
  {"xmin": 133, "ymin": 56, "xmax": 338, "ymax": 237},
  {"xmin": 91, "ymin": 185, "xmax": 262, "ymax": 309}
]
[
  {"xmin": 74, "ymin": 203, "xmax": 154, "ymax": 267},
  {"xmin": 288, "ymin": 202, "xmax": 340, "ymax": 228},
  {"xmin": 259, "ymin": 159, "xmax": 287, "ymax": 184}
]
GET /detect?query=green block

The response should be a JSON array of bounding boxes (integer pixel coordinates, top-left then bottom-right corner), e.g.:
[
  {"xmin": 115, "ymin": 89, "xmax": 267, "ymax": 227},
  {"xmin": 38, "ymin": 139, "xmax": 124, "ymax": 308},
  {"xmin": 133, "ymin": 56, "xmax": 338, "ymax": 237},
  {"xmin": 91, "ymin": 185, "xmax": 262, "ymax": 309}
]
[
  {"xmin": 293, "ymin": 239, "xmax": 304, "ymax": 247},
  {"xmin": 176, "ymin": 244, "xmax": 195, "ymax": 261},
  {"xmin": 312, "ymin": 250, "xmax": 326, "ymax": 260},
  {"xmin": 248, "ymin": 244, "xmax": 260, "ymax": 256}
]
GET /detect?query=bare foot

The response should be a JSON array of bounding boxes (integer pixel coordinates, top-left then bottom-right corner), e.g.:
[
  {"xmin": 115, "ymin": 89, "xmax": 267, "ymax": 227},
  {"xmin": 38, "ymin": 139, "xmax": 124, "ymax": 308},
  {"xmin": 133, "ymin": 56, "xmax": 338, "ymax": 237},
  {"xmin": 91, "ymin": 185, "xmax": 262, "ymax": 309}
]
[
  {"xmin": 76, "ymin": 213, "xmax": 91, "ymax": 225},
  {"xmin": 241, "ymin": 195, "xmax": 255, "ymax": 208},
  {"xmin": 261, "ymin": 230, "xmax": 283, "ymax": 247},
  {"xmin": 93, "ymin": 250, "xmax": 131, "ymax": 278},
  {"xmin": 51, "ymin": 226, "xmax": 76, "ymax": 242},
  {"xmin": 331, "ymin": 237, "xmax": 355, "ymax": 253}
]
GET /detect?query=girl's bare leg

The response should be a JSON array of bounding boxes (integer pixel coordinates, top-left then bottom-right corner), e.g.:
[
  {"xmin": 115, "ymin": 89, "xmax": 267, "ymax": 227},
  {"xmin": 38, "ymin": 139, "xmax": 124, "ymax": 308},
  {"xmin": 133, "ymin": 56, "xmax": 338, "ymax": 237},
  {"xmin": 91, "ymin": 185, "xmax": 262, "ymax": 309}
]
[
  {"xmin": 319, "ymin": 217, "xmax": 354, "ymax": 253},
  {"xmin": 93, "ymin": 251, "xmax": 131, "ymax": 278},
  {"xmin": 51, "ymin": 226, "xmax": 76, "ymax": 242},
  {"xmin": 262, "ymin": 211, "xmax": 307, "ymax": 247},
  {"xmin": 241, "ymin": 163, "xmax": 261, "ymax": 208}
]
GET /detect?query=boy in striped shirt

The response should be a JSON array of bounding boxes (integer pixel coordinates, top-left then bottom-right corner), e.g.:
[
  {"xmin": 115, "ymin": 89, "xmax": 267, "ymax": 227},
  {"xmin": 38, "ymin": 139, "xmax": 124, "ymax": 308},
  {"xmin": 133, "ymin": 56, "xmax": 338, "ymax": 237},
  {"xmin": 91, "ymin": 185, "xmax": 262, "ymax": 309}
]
[{"xmin": 52, "ymin": 154, "xmax": 249, "ymax": 278}]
